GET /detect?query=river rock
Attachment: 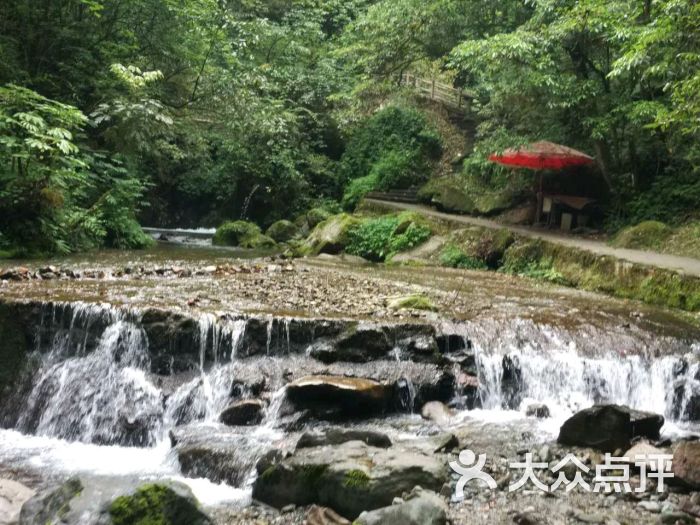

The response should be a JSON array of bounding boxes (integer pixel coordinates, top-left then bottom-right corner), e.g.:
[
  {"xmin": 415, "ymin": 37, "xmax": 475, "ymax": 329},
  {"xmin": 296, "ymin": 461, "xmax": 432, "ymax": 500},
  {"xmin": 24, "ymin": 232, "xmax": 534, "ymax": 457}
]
[
  {"xmin": 106, "ymin": 482, "xmax": 211, "ymax": 525},
  {"xmin": 557, "ymin": 405, "xmax": 664, "ymax": 452},
  {"xmin": 525, "ymin": 403, "xmax": 550, "ymax": 419},
  {"xmin": 19, "ymin": 477, "xmax": 83, "ymax": 525},
  {"xmin": 170, "ymin": 423, "xmax": 271, "ymax": 486},
  {"xmin": 305, "ymin": 505, "xmax": 351, "ymax": 525},
  {"xmin": 0, "ymin": 479, "xmax": 34, "ymax": 525},
  {"xmin": 673, "ymin": 441, "xmax": 700, "ymax": 488},
  {"xmin": 420, "ymin": 401, "xmax": 454, "ymax": 425},
  {"xmin": 219, "ymin": 399, "xmax": 265, "ymax": 426},
  {"xmin": 355, "ymin": 487, "xmax": 447, "ymax": 525},
  {"xmin": 623, "ymin": 442, "xmax": 669, "ymax": 471},
  {"xmin": 286, "ymin": 375, "xmax": 391, "ymax": 419},
  {"xmin": 252, "ymin": 440, "xmax": 448, "ymax": 519},
  {"xmin": 299, "ymin": 214, "xmax": 360, "ymax": 255},
  {"xmin": 296, "ymin": 428, "xmax": 392, "ymax": 449}
]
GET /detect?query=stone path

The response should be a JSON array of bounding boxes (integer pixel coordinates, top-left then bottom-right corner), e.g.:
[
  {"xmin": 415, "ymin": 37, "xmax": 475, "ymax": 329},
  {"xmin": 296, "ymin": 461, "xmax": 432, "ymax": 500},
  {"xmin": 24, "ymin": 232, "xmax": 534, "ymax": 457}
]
[{"xmin": 366, "ymin": 199, "xmax": 700, "ymax": 277}]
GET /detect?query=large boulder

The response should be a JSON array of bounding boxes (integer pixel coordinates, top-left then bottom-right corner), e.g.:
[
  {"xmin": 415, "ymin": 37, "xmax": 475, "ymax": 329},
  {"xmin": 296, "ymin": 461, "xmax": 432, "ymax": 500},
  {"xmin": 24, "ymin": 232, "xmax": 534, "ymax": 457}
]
[
  {"xmin": 266, "ymin": 220, "xmax": 300, "ymax": 243},
  {"xmin": 285, "ymin": 375, "xmax": 391, "ymax": 419},
  {"xmin": 673, "ymin": 441, "xmax": 700, "ymax": 488},
  {"xmin": 557, "ymin": 405, "xmax": 664, "ymax": 452},
  {"xmin": 219, "ymin": 399, "xmax": 265, "ymax": 426},
  {"xmin": 18, "ymin": 477, "xmax": 210, "ymax": 525},
  {"xmin": 107, "ymin": 483, "xmax": 211, "ymax": 525},
  {"xmin": 213, "ymin": 220, "xmax": 276, "ymax": 249},
  {"xmin": 355, "ymin": 487, "xmax": 448, "ymax": 525},
  {"xmin": 298, "ymin": 214, "xmax": 360, "ymax": 256},
  {"xmin": 296, "ymin": 428, "xmax": 392, "ymax": 449},
  {"xmin": 0, "ymin": 479, "xmax": 34, "ymax": 525},
  {"xmin": 170, "ymin": 423, "xmax": 271, "ymax": 486},
  {"xmin": 418, "ymin": 177, "xmax": 475, "ymax": 215},
  {"xmin": 252, "ymin": 441, "xmax": 448, "ymax": 519}
]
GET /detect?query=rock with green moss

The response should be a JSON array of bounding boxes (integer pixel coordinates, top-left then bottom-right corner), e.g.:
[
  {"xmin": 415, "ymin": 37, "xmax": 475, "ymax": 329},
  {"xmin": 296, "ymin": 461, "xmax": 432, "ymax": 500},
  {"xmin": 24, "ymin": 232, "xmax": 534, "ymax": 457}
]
[
  {"xmin": 108, "ymin": 483, "xmax": 211, "ymax": 525},
  {"xmin": 306, "ymin": 208, "xmax": 333, "ymax": 229},
  {"xmin": 298, "ymin": 214, "xmax": 361, "ymax": 256},
  {"xmin": 387, "ymin": 294, "xmax": 438, "ymax": 312},
  {"xmin": 612, "ymin": 221, "xmax": 673, "ymax": 250},
  {"xmin": 266, "ymin": 220, "xmax": 300, "ymax": 243},
  {"xmin": 213, "ymin": 220, "xmax": 276, "ymax": 249},
  {"xmin": 418, "ymin": 177, "xmax": 475, "ymax": 214},
  {"xmin": 252, "ymin": 440, "xmax": 448, "ymax": 519}
]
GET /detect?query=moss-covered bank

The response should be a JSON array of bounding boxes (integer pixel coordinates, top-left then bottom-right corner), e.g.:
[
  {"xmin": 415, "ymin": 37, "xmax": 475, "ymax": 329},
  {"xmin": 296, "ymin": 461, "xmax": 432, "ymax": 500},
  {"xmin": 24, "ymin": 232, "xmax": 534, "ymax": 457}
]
[{"xmin": 501, "ymin": 239, "xmax": 700, "ymax": 312}]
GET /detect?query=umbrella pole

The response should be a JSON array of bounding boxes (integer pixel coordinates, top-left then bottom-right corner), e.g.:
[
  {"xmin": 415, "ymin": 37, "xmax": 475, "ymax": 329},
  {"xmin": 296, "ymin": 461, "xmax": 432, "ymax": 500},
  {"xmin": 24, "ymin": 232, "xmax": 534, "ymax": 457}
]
[{"xmin": 536, "ymin": 172, "xmax": 543, "ymax": 224}]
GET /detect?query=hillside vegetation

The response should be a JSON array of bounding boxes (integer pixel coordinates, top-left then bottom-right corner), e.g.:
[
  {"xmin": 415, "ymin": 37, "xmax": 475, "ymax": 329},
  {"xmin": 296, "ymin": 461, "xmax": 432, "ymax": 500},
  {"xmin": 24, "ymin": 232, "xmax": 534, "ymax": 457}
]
[{"xmin": 1, "ymin": 0, "xmax": 699, "ymax": 256}]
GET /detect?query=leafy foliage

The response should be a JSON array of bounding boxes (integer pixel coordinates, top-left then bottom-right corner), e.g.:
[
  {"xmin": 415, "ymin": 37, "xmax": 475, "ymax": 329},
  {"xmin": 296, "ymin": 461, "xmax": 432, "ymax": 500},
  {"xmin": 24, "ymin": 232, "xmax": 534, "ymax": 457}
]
[
  {"xmin": 0, "ymin": 85, "xmax": 149, "ymax": 254},
  {"xmin": 345, "ymin": 215, "xmax": 431, "ymax": 261},
  {"xmin": 439, "ymin": 244, "xmax": 487, "ymax": 270}
]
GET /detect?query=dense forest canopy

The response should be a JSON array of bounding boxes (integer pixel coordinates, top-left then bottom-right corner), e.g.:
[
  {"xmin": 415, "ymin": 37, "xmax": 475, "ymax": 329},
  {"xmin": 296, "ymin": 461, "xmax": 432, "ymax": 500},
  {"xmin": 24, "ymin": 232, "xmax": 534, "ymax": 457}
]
[{"xmin": 1, "ymin": 0, "xmax": 699, "ymax": 256}]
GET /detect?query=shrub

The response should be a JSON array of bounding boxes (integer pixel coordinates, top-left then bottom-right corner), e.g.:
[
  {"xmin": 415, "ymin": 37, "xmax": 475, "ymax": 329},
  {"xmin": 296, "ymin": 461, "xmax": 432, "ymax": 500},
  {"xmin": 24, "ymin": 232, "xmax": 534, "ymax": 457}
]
[
  {"xmin": 342, "ymin": 173, "xmax": 378, "ymax": 210},
  {"xmin": 339, "ymin": 106, "xmax": 442, "ymax": 183},
  {"xmin": 611, "ymin": 221, "xmax": 673, "ymax": 250},
  {"xmin": 371, "ymin": 150, "xmax": 425, "ymax": 191},
  {"xmin": 439, "ymin": 244, "xmax": 487, "ymax": 270},
  {"xmin": 346, "ymin": 215, "xmax": 432, "ymax": 261}
]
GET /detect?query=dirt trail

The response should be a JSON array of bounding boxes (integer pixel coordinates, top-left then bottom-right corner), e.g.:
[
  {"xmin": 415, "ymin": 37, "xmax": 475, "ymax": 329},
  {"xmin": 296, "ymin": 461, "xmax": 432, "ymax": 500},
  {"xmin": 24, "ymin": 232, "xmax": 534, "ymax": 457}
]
[{"xmin": 367, "ymin": 199, "xmax": 700, "ymax": 277}]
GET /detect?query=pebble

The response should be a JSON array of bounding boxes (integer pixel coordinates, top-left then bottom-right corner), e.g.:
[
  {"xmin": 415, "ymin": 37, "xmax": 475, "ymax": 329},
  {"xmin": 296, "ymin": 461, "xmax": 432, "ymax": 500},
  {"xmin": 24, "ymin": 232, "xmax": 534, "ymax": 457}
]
[{"xmin": 638, "ymin": 501, "xmax": 662, "ymax": 513}]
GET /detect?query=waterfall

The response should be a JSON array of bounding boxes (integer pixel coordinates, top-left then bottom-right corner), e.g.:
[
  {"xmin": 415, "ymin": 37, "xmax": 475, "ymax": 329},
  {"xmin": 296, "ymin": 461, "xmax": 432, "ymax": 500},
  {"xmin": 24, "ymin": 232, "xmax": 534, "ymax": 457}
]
[
  {"xmin": 473, "ymin": 347, "xmax": 700, "ymax": 422},
  {"xmin": 164, "ymin": 317, "xmax": 248, "ymax": 427},
  {"xmin": 18, "ymin": 319, "xmax": 163, "ymax": 446},
  {"xmin": 15, "ymin": 304, "xmax": 250, "ymax": 447}
]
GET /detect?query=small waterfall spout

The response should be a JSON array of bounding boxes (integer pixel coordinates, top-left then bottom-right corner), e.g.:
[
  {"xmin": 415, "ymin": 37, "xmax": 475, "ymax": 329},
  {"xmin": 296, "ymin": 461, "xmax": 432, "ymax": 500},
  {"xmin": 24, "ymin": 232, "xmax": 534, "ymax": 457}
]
[{"xmin": 19, "ymin": 320, "xmax": 163, "ymax": 446}]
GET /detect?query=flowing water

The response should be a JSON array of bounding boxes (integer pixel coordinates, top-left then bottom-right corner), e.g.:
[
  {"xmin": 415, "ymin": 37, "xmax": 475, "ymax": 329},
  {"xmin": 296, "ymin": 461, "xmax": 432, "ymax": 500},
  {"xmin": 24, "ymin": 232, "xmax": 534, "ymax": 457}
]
[{"xmin": 1, "ymin": 292, "xmax": 699, "ymax": 510}]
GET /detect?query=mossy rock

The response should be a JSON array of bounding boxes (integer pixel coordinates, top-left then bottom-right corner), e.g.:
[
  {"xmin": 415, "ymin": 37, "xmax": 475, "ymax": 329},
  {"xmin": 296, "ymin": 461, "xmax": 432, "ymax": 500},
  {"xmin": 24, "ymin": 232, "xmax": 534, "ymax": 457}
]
[
  {"xmin": 298, "ymin": 213, "xmax": 361, "ymax": 256},
  {"xmin": 213, "ymin": 220, "xmax": 276, "ymax": 249},
  {"xmin": 307, "ymin": 208, "xmax": 333, "ymax": 229},
  {"xmin": 387, "ymin": 294, "xmax": 438, "ymax": 312},
  {"xmin": 242, "ymin": 232, "xmax": 277, "ymax": 249},
  {"xmin": 266, "ymin": 220, "xmax": 300, "ymax": 243},
  {"xmin": 213, "ymin": 220, "xmax": 261, "ymax": 246},
  {"xmin": 612, "ymin": 221, "xmax": 673, "ymax": 250},
  {"xmin": 108, "ymin": 483, "xmax": 211, "ymax": 525},
  {"xmin": 418, "ymin": 177, "xmax": 476, "ymax": 214}
]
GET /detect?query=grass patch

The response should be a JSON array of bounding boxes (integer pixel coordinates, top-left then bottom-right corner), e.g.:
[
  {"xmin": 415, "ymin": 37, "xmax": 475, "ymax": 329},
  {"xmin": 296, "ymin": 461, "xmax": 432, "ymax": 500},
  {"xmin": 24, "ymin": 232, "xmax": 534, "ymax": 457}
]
[
  {"xmin": 343, "ymin": 469, "xmax": 371, "ymax": 489},
  {"xmin": 388, "ymin": 294, "xmax": 438, "ymax": 311}
]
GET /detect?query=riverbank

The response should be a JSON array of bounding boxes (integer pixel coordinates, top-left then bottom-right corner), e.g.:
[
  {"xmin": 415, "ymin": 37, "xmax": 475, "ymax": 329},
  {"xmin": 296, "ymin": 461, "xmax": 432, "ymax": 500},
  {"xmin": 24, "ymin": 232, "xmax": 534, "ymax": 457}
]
[{"xmin": 357, "ymin": 199, "xmax": 700, "ymax": 313}]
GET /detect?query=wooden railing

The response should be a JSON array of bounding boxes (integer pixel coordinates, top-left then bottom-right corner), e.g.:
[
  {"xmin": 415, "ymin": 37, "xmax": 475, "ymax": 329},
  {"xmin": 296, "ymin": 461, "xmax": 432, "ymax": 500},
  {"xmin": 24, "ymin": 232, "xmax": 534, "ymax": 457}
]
[{"xmin": 401, "ymin": 73, "xmax": 474, "ymax": 112}]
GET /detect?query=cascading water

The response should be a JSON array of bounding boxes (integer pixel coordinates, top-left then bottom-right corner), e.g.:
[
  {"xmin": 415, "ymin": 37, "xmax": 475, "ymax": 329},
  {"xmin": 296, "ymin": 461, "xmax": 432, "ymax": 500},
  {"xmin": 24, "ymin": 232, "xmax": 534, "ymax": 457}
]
[
  {"xmin": 471, "ymin": 341, "xmax": 700, "ymax": 425},
  {"xmin": 19, "ymin": 318, "xmax": 163, "ymax": 446}
]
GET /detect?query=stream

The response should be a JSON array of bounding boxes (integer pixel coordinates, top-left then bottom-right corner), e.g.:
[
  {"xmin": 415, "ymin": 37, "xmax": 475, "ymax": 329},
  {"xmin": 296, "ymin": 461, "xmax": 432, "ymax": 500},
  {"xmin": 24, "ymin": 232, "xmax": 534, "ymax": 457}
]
[{"xmin": 1, "ymin": 242, "xmax": 700, "ymax": 522}]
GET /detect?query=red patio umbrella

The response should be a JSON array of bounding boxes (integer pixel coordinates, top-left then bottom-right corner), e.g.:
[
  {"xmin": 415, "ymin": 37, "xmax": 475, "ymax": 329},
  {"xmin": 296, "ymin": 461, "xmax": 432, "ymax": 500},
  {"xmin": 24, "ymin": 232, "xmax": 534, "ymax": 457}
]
[
  {"xmin": 488, "ymin": 141, "xmax": 596, "ymax": 224},
  {"xmin": 488, "ymin": 141, "xmax": 595, "ymax": 170}
]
